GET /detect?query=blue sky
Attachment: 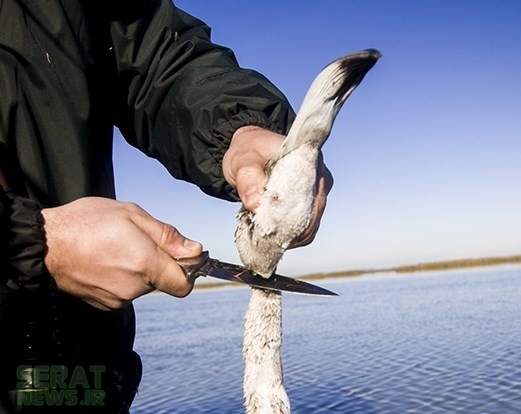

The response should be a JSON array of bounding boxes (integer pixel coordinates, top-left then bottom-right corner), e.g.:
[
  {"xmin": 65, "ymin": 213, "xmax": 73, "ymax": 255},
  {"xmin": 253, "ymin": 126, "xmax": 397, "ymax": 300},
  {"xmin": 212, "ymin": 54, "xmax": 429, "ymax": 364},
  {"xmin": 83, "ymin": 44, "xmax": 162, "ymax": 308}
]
[{"xmin": 113, "ymin": 0, "xmax": 521, "ymax": 275}]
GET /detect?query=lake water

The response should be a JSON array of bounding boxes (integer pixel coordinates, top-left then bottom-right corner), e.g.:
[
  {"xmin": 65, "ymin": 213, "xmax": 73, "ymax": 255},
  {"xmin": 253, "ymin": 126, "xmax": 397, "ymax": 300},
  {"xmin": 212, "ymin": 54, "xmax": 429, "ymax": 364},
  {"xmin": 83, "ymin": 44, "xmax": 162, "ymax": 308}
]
[{"xmin": 131, "ymin": 266, "xmax": 521, "ymax": 413}]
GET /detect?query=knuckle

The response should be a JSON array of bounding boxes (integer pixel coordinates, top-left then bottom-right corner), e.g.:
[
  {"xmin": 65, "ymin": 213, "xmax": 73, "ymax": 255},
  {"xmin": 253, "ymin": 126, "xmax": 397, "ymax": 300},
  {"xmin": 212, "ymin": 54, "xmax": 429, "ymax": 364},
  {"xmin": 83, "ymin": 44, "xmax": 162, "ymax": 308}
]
[
  {"xmin": 141, "ymin": 258, "xmax": 194, "ymax": 298},
  {"xmin": 160, "ymin": 223, "xmax": 180, "ymax": 245},
  {"xmin": 120, "ymin": 201, "xmax": 145, "ymax": 215},
  {"xmin": 175, "ymin": 280, "xmax": 195, "ymax": 298},
  {"xmin": 169, "ymin": 266, "xmax": 194, "ymax": 298}
]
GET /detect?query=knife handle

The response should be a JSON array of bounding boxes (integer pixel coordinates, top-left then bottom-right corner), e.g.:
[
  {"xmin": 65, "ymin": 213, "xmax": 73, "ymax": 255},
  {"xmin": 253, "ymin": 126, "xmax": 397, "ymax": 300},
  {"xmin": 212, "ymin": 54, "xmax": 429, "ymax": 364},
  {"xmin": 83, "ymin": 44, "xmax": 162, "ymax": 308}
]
[{"xmin": 175, "ymin": 251, "xmax": 210, "ymax": 282}]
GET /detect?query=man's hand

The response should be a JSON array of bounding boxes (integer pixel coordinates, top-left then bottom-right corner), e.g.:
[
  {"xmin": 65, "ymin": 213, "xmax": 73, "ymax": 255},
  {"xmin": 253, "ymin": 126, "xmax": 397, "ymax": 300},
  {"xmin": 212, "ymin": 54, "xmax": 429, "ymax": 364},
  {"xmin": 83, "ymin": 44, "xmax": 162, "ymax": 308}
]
[
  {"xmin": 42, "ymin": 197, "xmax": 202, "ymax": 310},
  {"xmin": 222, "ymin": 126, "xmax": 333, "ymax": 248}
]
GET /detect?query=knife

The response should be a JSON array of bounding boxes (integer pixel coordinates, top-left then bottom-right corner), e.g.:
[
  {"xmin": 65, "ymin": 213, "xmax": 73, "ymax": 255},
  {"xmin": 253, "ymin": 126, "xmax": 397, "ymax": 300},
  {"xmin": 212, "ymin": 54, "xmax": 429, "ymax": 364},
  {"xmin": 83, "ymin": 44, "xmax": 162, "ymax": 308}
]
[{"xmin": 176, "ymin": 251, "xmax": 338, "ymax": 296}]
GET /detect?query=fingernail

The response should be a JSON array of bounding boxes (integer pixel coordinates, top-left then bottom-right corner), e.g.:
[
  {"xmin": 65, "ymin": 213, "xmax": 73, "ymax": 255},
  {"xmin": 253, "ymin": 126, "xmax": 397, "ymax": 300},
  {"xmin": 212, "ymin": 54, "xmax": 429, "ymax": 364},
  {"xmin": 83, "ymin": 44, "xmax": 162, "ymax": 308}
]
[{"xmin": 183, "ymin": 238, "xmax": 201, "ymax": 250}]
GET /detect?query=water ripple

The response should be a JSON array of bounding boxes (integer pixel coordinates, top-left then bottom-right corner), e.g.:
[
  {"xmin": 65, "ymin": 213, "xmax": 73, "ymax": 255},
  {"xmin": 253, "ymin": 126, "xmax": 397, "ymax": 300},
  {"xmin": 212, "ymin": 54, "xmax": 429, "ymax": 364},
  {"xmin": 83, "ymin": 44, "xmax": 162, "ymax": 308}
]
[{"xmin": 132, "ymin": 267, "xmax": 521, "ymax": 413}]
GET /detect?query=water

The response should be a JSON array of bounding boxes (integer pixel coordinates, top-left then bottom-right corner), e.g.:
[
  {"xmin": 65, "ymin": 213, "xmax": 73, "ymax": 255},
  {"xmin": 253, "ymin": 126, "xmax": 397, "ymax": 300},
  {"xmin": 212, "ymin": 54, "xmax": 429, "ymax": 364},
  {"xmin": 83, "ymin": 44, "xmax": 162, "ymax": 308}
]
[{"xmin": 131, "ymin": 266, "xmax": 521, "ymax": 413}]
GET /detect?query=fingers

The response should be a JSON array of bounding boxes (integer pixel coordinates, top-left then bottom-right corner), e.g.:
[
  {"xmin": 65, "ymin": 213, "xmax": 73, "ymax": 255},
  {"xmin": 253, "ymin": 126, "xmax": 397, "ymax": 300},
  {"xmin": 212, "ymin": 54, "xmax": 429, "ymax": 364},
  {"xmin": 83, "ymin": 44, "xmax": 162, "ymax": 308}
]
[
  {"xmin": 321, "ymin": 157, "xmax": 334, "ymax": 194},
  {"xmin": 123, "ymin": 202, "xmax": 203, "ymax": 297},
  {"xmin": 290, "ymin": 158, "xmax": 334, "ymax": 248},
  {"xmin": 223, "ymin": 126, "xmax": 334, "ymax": 249},
  {"xmin": 147, "ymin": 248, "xmax": 196, "ymax": 298},
  {"xmin": 289, "ymin": 174, "xmax": 327, "ymax": 248},
  {"xmin": 223, "ymin": 126, "xmax": 285, "ymax": 211},
  {"xmin": 126, "ymin": 203, "xmax": 202, "ymax": 258}
]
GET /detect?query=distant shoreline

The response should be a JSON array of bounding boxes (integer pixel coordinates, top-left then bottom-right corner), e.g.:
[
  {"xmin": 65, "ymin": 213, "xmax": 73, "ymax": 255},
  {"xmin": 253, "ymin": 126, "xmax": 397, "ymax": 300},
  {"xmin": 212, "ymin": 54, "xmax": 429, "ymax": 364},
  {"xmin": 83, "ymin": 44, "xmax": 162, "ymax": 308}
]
[
  {"xmin": 298, "ymin": 254, "xmax": 521, "ymax": 281},
  {"xmin": 193, "ymin": 254, "xmax": 521, "ymax": 291}
]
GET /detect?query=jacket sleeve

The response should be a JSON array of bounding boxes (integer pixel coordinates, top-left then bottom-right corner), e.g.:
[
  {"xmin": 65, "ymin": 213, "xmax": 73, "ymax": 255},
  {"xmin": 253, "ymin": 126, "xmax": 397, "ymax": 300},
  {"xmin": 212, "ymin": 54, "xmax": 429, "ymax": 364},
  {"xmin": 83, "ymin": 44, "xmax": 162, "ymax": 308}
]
[{"xmin": 109, "ymin": 0, "xmax": 295, "ymax": 201}]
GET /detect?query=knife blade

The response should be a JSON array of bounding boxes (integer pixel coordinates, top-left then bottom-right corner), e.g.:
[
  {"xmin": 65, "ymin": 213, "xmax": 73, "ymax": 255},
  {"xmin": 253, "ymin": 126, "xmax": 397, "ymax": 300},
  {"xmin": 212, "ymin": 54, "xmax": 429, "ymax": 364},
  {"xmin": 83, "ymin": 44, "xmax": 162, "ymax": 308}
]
[{"xmin": 176, "ymin": 251, "xmax": 338, "ymax": 296}]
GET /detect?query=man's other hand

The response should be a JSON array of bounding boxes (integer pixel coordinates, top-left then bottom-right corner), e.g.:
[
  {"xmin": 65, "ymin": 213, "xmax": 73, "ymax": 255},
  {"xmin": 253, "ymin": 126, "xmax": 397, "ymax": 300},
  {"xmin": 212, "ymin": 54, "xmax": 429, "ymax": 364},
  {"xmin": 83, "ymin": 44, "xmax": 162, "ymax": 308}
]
[{"xmin": 222, "ymin": 125, "xmax": 333, "ymax": 248}]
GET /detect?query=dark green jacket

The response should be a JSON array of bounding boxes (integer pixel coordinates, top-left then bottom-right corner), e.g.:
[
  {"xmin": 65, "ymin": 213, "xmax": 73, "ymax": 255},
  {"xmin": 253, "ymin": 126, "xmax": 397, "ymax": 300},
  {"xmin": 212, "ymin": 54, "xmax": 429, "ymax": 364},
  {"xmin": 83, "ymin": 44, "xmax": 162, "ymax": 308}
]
[
  {"xmin": 0, "ymin": 2, "xmax": 294, "ymax": 409},
  {"xmin": 0, "ymin": 0, "xmax": 294, "ymax": 206}
]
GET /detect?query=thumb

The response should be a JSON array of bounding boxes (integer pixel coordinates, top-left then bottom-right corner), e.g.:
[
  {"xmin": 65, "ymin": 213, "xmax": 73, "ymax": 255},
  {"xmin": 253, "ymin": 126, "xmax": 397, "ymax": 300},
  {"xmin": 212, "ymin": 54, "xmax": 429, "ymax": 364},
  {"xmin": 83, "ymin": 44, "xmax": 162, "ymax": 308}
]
[
  {"xmin": 150, "ymin": 227, "xmax": 202, "ymax": 297},
  {"xmin": 235, "ymin": 165, "xmax": 266, "ymax": 212},
  {"xmin": 155, "ymin": 223, "xmax": 203, "ymax": 259},
  {"xmin": 128, "ymin": 205, "xmax": 202, "ymax": 258},
  {"xmin": 148, "ymin": 248, "xmax": 196, "ymax": 297},
  {"xmin": 127, "ymin": 206, "xmax": 203, "ymax": 297}
]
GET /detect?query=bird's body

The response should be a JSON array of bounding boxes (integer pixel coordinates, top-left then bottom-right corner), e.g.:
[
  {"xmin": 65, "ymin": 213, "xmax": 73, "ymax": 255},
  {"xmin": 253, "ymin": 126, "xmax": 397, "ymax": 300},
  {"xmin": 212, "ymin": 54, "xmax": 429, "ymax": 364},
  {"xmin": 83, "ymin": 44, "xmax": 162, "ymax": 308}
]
[
  {"xmin": 238, "ymin": 49, "xmax": 381, "ymax": 413},
  {"xmin": 236, "ymin": 49, "xmax": 381, "ymax": 278}
]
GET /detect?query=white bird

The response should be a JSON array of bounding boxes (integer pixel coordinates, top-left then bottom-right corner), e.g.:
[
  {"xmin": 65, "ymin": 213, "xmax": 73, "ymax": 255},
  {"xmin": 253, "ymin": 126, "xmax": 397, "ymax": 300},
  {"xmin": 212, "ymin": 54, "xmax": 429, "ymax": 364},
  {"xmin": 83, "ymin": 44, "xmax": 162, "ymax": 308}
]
[{"xmin": 237, "ymin": 49, "xmax": 381, "ymax": 414}]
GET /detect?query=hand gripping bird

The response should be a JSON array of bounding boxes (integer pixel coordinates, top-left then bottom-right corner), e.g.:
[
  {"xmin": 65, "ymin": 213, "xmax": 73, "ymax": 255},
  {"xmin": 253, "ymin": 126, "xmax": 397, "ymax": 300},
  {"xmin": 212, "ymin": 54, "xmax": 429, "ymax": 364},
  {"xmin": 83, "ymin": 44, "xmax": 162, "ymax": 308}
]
[{"xmin": 237, "ymin": 49, "xmax": 381, "ymax": 414}]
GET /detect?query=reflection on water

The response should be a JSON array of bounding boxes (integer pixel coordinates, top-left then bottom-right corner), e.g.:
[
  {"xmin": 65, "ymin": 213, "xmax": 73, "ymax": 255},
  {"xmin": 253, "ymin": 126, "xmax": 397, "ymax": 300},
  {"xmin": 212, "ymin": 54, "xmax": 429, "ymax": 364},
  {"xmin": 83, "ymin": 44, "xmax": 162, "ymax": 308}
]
[{"xmin": 131, "ymin": 266, "xmax": 521, "ymax": 413}]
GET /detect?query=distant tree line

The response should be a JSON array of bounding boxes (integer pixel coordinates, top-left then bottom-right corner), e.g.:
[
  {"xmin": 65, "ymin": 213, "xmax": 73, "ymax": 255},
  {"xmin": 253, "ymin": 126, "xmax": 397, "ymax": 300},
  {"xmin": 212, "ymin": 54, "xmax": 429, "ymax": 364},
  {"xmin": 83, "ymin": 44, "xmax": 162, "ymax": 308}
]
[{"xmin": 299, "ymin": 254, "xmax": 521, "ymax": 281}]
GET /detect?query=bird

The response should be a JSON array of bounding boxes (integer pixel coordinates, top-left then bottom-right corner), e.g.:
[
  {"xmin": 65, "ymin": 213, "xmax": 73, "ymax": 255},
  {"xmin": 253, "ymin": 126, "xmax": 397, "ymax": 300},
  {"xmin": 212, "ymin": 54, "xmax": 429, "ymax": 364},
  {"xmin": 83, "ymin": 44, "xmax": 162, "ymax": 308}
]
[{"xmin": 237, "ymin": 49, "xmax": 381, "ymax": 414}]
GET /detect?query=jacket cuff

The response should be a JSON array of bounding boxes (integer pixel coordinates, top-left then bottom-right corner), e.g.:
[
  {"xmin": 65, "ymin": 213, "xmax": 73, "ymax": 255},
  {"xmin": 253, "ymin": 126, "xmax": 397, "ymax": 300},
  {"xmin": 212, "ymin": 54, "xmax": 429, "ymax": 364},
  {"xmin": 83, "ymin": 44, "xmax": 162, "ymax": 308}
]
[
  {"xmin": 0, "ymin": 187, "xmax": 48, "ymax": 291},
  {"xmin": 214, "ymin": 109, "xmax": 285, "ymax": 143}
]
